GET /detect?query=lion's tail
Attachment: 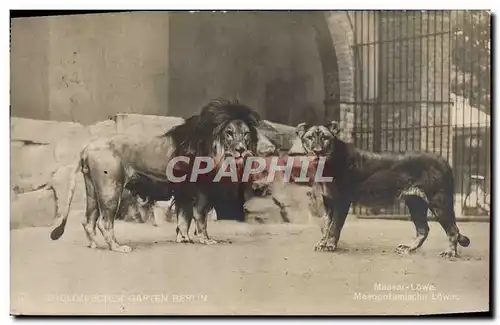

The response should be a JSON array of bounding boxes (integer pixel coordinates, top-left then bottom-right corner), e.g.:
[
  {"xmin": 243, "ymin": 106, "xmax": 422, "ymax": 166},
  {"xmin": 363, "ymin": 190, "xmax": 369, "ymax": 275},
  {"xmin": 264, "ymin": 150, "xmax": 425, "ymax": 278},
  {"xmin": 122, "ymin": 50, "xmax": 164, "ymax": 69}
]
[{"xmin": 50, "ymin": 159, "xmax": 82, "ymax": 240}]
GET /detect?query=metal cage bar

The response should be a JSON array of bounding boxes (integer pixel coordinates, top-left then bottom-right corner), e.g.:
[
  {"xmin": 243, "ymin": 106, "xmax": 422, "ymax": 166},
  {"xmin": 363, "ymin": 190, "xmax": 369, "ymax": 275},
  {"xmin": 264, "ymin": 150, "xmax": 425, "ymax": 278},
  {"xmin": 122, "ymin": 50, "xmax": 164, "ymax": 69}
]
[{"xmin": 351, "ymin": 10, "xmax": 491, "ymax": 218}]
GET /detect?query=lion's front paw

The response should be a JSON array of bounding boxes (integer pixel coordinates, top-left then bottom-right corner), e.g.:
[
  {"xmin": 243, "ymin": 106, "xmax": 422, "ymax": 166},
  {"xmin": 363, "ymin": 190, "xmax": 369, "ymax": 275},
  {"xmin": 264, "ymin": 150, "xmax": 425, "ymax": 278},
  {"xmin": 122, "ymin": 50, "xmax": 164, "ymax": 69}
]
[
  {"xmin": 395, "ymin": 244, "xmax": 413, "ymax": 255},
  {"xmin": 176, "ymin": 236, "xmax": 193, "ymax": 244},
  {"xmin": 314, "ymin": 238, "xmax": 326, "ymax": 251},
  {"xmin": 314, "ymin": 238, "xmax": 337, "ymax": 252},
  {"xmin": 438, "ymin": 250, "xmax": 457, "ymax": 260},
  {"xmin": 199, "ymin": 237, "xmax": 218, "ymax": 245},
  {"xmin": 111, "ymin": 244, "xmax": 132, "ymax": 253}
]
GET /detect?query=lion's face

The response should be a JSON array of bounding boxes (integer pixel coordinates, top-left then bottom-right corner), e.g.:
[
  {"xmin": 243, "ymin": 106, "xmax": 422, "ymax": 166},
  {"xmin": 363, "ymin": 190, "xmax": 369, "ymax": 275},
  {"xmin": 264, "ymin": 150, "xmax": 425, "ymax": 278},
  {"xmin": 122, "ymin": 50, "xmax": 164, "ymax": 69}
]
[
  {"xmin": 218, "ymin": 120, "xmax": 256, "ymax": 159},
  {"xmin": 295, "ymin": 121, "xmax": 341, "ymax": 157}
]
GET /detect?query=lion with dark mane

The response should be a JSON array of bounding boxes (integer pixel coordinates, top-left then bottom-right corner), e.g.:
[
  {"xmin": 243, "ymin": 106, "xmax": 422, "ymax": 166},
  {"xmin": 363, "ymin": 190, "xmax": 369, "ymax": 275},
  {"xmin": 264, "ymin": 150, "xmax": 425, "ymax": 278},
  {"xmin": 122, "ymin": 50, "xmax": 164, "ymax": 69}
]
[
  {"xmin": 50, "ymin": 98, "xmax": 269, "ymax": 253},
  {"xmin": 163, "ymin": 99, "xmax": 261, "ymax": 245}
]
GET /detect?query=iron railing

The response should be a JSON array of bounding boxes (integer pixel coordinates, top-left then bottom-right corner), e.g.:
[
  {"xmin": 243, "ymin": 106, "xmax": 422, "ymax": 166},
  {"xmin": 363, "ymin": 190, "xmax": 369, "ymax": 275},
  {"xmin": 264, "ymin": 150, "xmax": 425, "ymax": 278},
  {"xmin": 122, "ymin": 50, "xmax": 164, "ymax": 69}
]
[{"xmin": 349, "ymin": 10, "xmax": 490, "ymax": 218}]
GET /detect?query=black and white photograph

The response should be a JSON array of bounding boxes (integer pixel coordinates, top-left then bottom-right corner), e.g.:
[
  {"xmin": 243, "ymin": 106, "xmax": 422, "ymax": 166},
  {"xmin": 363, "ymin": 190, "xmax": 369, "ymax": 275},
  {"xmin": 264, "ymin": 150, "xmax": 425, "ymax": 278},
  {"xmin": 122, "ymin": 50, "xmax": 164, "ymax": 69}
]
[{"xmin": 9, "ymin": 9, "xmax": 492, "ymax": 316}]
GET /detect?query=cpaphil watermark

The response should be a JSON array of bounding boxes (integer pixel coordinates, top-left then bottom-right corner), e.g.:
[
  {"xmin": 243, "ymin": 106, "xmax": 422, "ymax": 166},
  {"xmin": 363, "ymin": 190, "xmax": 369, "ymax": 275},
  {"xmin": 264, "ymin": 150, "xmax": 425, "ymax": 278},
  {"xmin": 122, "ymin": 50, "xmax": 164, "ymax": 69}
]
[{"xmin": 164, "ymin": 155, "xmax": 333, "ymax": 184}]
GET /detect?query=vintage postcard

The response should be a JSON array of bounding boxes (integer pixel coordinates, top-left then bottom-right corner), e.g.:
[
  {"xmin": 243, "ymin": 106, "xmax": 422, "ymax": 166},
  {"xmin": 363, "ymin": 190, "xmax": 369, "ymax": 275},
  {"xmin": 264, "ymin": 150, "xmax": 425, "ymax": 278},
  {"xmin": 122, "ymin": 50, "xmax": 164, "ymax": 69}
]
[{"xmin": 10, "ymin": 10, "xmax": 491, "ymax": 316}]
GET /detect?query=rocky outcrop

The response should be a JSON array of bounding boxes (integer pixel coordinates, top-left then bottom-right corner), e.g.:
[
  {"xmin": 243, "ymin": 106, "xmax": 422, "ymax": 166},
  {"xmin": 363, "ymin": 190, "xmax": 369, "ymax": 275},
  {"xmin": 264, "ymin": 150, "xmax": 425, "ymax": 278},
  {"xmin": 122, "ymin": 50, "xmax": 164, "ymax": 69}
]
[
  {"xmin": 11, "ymin": 117, "xmax": 90, "ymax": 195},
  {"xmin": 244, "ymin": 183, "xmax": 313, "ymax": 224},
  {"xmin": 11, "ymin": 187, "xmax": 57, "ymax": 229},
  {"xmin": 10, "ymin": 114, "xmax": 187, "ymax": 229},
  {"xmin": 114, "ymin": 113, "xmax": 185, "ymax": 137}
]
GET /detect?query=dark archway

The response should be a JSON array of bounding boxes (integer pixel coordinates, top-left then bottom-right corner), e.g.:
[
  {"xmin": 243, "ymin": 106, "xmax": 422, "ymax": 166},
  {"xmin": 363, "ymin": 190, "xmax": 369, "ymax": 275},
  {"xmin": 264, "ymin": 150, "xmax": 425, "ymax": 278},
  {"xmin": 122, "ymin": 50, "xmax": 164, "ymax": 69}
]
[{"xmin": 310, "ymin": 12, "xmax": 341, "ymax": 122}]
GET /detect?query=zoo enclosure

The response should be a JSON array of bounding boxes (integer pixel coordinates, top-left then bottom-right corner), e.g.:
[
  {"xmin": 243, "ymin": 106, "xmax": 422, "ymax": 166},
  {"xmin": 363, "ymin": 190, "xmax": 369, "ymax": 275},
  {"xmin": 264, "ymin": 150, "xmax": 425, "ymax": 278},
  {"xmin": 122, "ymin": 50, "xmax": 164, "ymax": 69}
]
[{"xmin": 348, "ymin": 10, "xmax": 491, "ymax": 218}]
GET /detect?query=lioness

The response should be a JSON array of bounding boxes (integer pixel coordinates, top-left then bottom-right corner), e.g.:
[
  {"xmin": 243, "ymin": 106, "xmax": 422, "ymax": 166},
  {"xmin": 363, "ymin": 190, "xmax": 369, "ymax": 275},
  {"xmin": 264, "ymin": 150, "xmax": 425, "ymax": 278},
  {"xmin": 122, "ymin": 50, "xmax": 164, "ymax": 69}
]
[{"xmin": 295, "ymin": 121, "xmax": 470, "ymax": 258}]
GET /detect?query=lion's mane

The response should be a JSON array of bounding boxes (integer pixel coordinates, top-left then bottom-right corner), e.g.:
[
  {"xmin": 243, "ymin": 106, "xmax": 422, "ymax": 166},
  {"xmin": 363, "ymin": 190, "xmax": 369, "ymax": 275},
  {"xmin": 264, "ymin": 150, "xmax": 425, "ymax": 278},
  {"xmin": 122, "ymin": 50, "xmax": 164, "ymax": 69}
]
[
  {"xmin": 165, "ymin": 98, "xmax": 261, "ymax": 159},
  {"xmin": 164, "ymin": 98, "xmax": 262, "ymax": 222}
]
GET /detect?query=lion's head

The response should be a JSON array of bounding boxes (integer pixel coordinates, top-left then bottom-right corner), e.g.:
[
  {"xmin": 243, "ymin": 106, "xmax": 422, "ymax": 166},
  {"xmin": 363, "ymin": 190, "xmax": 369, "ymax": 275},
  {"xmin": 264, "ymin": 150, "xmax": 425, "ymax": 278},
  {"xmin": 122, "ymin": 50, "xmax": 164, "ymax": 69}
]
[
  {"xmin": 295, "ymin": 121, "xmax": 342, "ymax": 157},
  {"xmin": 167, "ymin": 98, "xmax": 261, "ymax": 165}
]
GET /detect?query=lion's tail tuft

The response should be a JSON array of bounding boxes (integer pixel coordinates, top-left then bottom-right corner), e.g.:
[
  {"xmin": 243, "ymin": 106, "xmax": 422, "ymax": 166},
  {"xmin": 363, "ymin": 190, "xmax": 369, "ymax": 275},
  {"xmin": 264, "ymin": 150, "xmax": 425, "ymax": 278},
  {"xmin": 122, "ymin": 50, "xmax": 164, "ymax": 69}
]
[
  {"xmin": 458, "ymin": 234, "xmax": 470, "ymax": 247},
  {"xmin": 50, "ymin": 218, "xmax": 68, "ymax": 240},
  {"xmin": 50, "ymin": 160, "xmax": 81, "ymax": 241}
]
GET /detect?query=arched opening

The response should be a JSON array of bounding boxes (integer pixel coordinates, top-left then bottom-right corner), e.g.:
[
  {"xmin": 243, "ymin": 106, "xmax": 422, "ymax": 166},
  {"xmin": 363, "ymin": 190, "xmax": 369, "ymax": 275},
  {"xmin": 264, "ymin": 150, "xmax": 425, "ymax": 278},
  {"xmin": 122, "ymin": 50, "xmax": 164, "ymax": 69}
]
[{"xmin": 310, "ymin": 12, "xmax": 341, "ymax": 122}]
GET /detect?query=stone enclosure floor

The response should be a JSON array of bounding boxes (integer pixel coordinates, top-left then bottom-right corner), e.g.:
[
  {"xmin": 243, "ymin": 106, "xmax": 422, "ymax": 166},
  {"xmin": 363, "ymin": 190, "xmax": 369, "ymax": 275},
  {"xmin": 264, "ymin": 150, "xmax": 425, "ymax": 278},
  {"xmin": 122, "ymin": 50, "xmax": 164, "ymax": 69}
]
[{"xmin": 11, "ymin": 215, "xmax": 490, "ymax": 315}]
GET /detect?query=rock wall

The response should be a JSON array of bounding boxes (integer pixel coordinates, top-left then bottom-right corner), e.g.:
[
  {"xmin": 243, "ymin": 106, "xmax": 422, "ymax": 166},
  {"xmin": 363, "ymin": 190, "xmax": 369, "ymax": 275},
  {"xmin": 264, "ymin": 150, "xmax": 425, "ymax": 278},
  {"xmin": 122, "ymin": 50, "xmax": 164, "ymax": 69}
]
[
  {"xmin": 11, "ymin": 187, "xmax": 57, "ymax": 229},
  {"xmin": 10, "ymin": 114, "xmax": 186, "ymax": 229}
]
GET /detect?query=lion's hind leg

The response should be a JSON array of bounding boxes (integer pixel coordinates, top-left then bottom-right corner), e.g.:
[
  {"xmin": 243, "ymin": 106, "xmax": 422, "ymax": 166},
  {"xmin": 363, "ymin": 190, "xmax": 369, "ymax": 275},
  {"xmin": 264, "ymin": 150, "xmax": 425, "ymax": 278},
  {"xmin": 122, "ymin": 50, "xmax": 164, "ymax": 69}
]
[
  {"xmin": 81, "ymin": 171, "xmax": 99, "ymax": 249},
  {"xmin": 96, "ymin": 188, "xmax": 131, "ymax": 253},
  {"xmin": 396, "ymin": 193, "xmax": 430, "ymax": 255},
  {"xmin": 89, "ymin": 154, "xmax": 131, "ymax": 253},
  {"xmin": 429, "ymin": 190, "xmax": 470, "ymax": 259},
  {"xmin": 175, "ymin": 198, "xmax": 194, "ymax": 244},
  {"xmin": 136, "ymin": 196, "xmax": 155, "ymax": 225}
]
